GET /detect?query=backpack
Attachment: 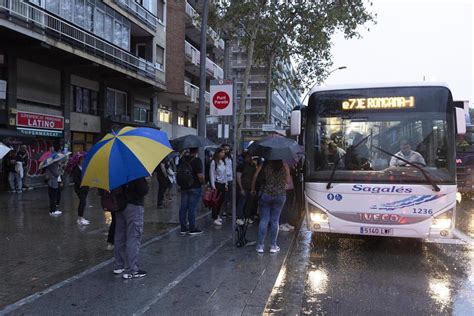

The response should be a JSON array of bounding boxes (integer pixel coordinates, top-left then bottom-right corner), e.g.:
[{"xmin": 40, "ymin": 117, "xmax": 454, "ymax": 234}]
[
  {"xmin": 100, "ymin": 186, "xmax": 128, "ymax": 212},
  {"xmin": 176, "ymin": 157, "xmax": 195, "ymax": 189}
]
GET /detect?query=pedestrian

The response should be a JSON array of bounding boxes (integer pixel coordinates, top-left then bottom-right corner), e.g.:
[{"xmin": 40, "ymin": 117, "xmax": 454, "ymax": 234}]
[
  {"xmin": 236, "ymin": 151, "xmax": 256, "ymax": 224},
  {"xmin": 177, "ymin": 147, "xmax": 204, "ymax": 235},
  {"xmin": 99, "ymin": 187, "xmax": 127, "ymax": 251},
  {"xmin": 114, "ymin": 177, "xmax": 149, "ymax": 279},
  {"xmin": 251, "ymin": 160, "xmax": 290, "ymax": 253},
  {"xmin": 209, "ymin": 148, "xmax": 228, "ymax": 226},
  {"xmin": 221, "ymin": 144, "xmax": 233, "ymax": 217},
  {"xmin": 72, "ymin": 154, "xmax": 90, "ymax": 225},
  {"xmin": 17, "ymin": 145, "xmax": 30, "ymax": 190},
  {"xmin": 156, "ymin": 160, "xmax": 171, "ymax": 209},
  {"xmin": 45, "ymin": 160, "xmax": 62, "ymax": 216},
  {"xmin": 5, "ymin": 151, "xmax": 21, "ymax": 193}
]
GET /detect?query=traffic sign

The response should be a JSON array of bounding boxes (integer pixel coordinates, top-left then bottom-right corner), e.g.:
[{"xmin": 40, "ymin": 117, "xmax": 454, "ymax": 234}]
[{"xmin": 210, "ymin": 80, "xmax": 233, "ymax": 116}]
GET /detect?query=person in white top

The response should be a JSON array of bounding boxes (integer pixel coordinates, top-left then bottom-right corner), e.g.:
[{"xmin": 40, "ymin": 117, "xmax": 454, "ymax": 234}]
[
  {"xmin": 209, "ymin": 148, "xmax": 229, "ymax": 225},
  {"xmin": 389, "ymin": 139, "xmax": 426, "ymax": 167},
  {"xmin": 221, "ymin": 144, "xmax": 233, "ymax": 217}
]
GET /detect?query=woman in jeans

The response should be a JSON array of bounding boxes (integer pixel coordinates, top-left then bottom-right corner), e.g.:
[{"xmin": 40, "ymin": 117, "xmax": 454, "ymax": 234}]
[
  {"xmin": 251, "ymin": 160, "xmax": 290, "ymax": 253},
  {"xmin": 209, "ymin": 148, "xmax": 229, "ymax": 226}
]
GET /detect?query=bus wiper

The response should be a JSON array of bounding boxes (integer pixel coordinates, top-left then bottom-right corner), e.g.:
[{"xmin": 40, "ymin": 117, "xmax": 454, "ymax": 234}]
[
  {"xmin": 373, "ymin": 146, "xmax": 440, "ymax": 192},
  {"xmin": 326, "ymin": 133, "xmax": 372, "ymax": 190}
]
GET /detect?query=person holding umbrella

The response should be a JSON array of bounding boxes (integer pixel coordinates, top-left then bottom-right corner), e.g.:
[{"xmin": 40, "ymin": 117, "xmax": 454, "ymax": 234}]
[
  {"xmin": 41, "ymin": 152, "xmax": 69, "ymax": 216},
  {"xmin": 81, "ymin": 126, "xmax": 172, "ymax": 279},
  {"xmin": 248, "ymin": 135, "xmax": 298, "ymax": 253}
]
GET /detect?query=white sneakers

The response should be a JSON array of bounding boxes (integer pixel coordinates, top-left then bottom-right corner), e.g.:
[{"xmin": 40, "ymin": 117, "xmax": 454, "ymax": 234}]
[
  {"xmin": 213, "ymin": 218, "xmax": 223, "ymax": 226},
  {"xmin": 256, "ymin": 246, "xmax": 264, "ymax": 253},
  {"xmin": 77, "ymin": 217, "xmax": 90, "ymax": 225},
  {"xmin": 279, "ymin": 223, "xmax": 295, "ymax": 231},
  {"xmin": 236, "ymin": 219, "xmax": 245, "ymax": 226},
  {"xmin": 49, "ymin": 210, "xmax": 62, "ymax": 216},
  {"xmin": 269, "ymin": 246, "xmax": 281, "ymax": 253}
]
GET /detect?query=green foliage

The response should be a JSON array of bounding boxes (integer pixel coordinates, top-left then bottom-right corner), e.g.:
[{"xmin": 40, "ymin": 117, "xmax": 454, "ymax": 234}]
[{"xmin": 211, "ymin": 0, "xmax": 375, "ymax": 91}]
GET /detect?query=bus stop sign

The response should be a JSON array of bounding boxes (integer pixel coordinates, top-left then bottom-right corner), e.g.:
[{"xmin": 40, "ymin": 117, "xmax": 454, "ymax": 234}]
[{"xmin": 210, "ymin": 80, "xmax": 233, "ymax": 116}]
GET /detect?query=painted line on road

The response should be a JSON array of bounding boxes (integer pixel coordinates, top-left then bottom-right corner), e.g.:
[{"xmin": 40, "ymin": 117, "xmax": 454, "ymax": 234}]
[
  {"xmin": 133, "ymin": 236, "xmax": 231, "ymax": 315},
  {"xmin": 0, "ymin": 211, "xmax": 211, "ymax": 316},
  {"xmin": 453, "ymin": 229, "xmax": 474, "ymax": 246}
]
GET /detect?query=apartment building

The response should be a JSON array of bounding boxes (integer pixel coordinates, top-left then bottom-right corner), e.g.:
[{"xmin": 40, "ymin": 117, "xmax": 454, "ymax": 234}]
[
  {"xmin": 228, "ymin": 37, "xmax": 301, "ymax": 142},
  {"xmin": 0, "ymin": 0, "xmax": 166, "ymax": 184},
  {"xmin": 158, "ymin": 0, "xmax": 224, "ymax": 139}
]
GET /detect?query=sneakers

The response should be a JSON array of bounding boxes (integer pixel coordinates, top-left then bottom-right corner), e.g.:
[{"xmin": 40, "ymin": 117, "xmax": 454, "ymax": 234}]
[
  {"xmin": 236, "ymin": 219, "xmax": 245, "ymax": 226},
  {"xmin": 77, "ymin": 218, "xmax": 90, "ymax": 225},
  {"xmin": 284, "ymin": 223, "xmax": 295, "ymax": 230},
  {"xmin": 213, "ymin": 218, "xmax": 223, "ymax": 226},
  {"xmin": 106, "ymin": 243, "xmax": 114, "ymax": 251},
  {"xmin": 188, "ymin": 229, "xmax": 203, "ymax": 236},
  {"xmin": 180, "ymin": 229, "xmax": 189, "ymax": 236},
  {"xmin": 113, "ymin": 268, "xmax": 125, "ymax": 274},
  {"xmin": 269, "ymin": 245, "xmax": 280, "ymax": 253},
  {"xmin": 279, "ymin": 224, "xmax": 290, "ymax": 232},
  {"xmin": 49, "ymin": 210, "xmax": 62, "ymax": 216},
  {"xmin": 16, "ymin": 190, "xmax": 23, "ymax": 193},
  {"xmin": 256, "ymin": 245, "xmax": 264, "ymax": 253},
  {"xmin": 122, "ymin": 270, "xmax": 147, "ymax": 279}
]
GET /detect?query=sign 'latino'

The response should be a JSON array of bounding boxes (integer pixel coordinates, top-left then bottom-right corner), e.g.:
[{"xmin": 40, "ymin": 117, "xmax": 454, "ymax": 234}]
[{"xmin": 212, "ymin": 91, "xmax": 230, "ymax": 110}]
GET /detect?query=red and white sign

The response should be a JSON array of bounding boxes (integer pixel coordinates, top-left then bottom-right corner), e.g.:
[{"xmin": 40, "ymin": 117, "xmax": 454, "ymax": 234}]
[
  {"xmin": 210, "ymin": 80, "xmax": 233, "ymax": 116},
  {"xmin": 16, "ymin": 111, "xmax": 64, "ymax": 130}
]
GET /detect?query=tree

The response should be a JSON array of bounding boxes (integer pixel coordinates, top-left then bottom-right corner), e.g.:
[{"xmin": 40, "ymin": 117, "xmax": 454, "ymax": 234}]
[{"xmin": 211, "ymin": 0, "xmax": 375, "ymax": 147}]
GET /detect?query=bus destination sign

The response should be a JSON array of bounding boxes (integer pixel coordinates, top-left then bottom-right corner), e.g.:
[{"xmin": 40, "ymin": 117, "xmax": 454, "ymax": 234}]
[{"xmin": 342, "ymin": 96, "xmax": 415, "ymax": 111}]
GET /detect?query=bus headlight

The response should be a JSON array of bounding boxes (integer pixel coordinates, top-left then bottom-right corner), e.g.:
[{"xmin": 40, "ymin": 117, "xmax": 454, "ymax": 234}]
[
  {"xmin": 431, "ymin": 210, "xmax": 453, "ymax": 229},
  {"xmin": 308, "ymin": 204, "xmax": 329, "ymax": 223}
]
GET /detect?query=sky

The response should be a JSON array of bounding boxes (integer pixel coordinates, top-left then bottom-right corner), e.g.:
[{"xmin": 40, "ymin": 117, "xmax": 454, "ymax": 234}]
[{"xmin": 322, "ymin": 0, "xmax": 473, "ymax": 107}]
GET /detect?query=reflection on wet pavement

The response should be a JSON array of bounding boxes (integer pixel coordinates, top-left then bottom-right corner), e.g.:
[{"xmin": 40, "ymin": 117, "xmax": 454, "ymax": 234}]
[{"xmin": 0, "ymin": 181, "xmax": 182, "ymax": 308}]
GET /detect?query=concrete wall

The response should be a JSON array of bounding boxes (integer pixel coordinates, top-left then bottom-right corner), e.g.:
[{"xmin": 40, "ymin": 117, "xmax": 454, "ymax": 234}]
[{"xmin": 70, "ymin": 112, "xmax": 101, "ymax": 133}]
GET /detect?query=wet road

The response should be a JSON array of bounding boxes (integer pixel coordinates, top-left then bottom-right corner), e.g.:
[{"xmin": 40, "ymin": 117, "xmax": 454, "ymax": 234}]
[{"xmin": 265, "ymin": 197, "xmax": 474, "ymax": 315}]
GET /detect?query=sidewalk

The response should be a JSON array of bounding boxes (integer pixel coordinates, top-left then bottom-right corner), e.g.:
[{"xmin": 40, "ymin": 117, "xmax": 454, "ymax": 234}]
[
  {"xmin": 1, "ymin": 183, "xmax": 297, "ymax": 315},
  {"xmin": 0, "ymin": 181, "xmax": 184, "ymax": 308}
]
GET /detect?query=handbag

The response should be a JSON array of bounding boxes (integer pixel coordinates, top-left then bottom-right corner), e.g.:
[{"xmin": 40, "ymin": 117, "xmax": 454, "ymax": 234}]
[{"xmin": 203, "ymin": 188, "xmax": 221, "ymax": 208}]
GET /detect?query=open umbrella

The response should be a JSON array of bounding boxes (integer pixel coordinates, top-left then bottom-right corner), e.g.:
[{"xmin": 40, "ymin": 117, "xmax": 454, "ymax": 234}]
[
  {"xmin": 0, "ymin": 143, "xmax": 12, "ymax": 159},
  {"xmin": 39, "ymin": 152, "xmax": 69, "ymax": 169},
  {"xmin": 38, "ymin": 151, "xmax": 53, "ymax": 162},
  {"xmin": 170, "ymin": 135, "xmax": 216, "ymax": 151},
  {"xmin": 81, "ymin": 126, "xmax": 172, "ymax": 191},
  {"xmin": 247, "ymin": 135, "xmax": 303, "ymax": 161}
]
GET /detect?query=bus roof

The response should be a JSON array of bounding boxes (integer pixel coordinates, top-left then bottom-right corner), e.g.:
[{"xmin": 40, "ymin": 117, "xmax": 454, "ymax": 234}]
[{"xmin": 310, "ymin": 82, "xmax": 450, "ymax": 95}]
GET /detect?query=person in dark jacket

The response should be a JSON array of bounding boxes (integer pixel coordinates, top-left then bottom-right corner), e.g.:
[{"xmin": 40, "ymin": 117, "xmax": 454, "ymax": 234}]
[
  {"xmin": 72, "ymin": 155, "xmax": 90, "ymax": 225},
  {"xmin": 46, "ymin": 161, "xmax": 62, "ymax": 216},
  {"xmin": 114, "ymin": 177, "xmax": 149, "ymax": 279}
]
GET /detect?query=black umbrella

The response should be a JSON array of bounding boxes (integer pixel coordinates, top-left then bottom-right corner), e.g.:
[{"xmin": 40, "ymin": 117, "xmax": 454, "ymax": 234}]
[
  {"xmin": 170, "ymin": 135, "xmax": 216, "ymax": 151},
  {"xmin": 247, "ymin": 136, "xmax": 303, "ymax": 161}
]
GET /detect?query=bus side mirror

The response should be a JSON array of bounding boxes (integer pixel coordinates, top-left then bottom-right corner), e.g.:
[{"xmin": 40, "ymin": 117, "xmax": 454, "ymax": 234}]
[
  {"xmin": 455, "ymin": 107, "xmax": 466, "ymax": 135},
  {"xmin": 291, "ymin": 110, "xmax": 301, "ymax": 136}
]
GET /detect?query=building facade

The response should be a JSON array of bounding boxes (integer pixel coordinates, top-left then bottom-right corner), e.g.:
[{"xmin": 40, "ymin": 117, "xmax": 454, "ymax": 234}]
[{"xmin": 0, "ymin": 0, "xmax": 167, "ymax": 186}]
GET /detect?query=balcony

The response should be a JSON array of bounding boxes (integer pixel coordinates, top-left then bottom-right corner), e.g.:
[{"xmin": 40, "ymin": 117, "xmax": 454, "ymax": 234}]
[
  {"xmin": 184, "ymin": 41, "xmax": 224, "ymax": 80},
  {"xmin": 0, "ymin": 0, "xmax": 164, "ymax": 86},
  {"xmin": 184, "ymin": 81, "xmax": 210, "ymax": 105},
  {"xmin": 185, "ymin": 1, "xmax": 224, "ymax": 52},
  {"xmin": 114, "ymin": 0, "xmax": 162, "ymax": 31}
]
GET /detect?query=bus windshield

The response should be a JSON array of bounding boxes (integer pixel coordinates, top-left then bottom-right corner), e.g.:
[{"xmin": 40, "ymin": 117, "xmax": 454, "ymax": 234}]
[{"xmin": 305, "ymin": 86, "xmax": 456, "ymax": 185}]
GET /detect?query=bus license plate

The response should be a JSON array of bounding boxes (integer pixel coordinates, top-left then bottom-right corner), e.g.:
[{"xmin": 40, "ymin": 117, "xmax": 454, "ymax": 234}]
[{"xmin": 360, "ymin": 227, "xmax": 393, "ymax": 236}]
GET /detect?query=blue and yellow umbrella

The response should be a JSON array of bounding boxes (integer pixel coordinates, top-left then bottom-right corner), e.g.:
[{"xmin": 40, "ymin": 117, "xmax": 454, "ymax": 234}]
[{"xmin": 81, "ymin": 127, "xmax": 172, "ymax": 191}]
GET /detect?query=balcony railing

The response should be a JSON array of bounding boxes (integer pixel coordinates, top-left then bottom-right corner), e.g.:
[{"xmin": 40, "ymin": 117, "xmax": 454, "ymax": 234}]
[
  {"xmin": 114, "ymin": 0, "xmax": 161, "ymax": 30},
  {"xmin": 0, "ymin": 0, "xmax": 163, "ymax": 82},
  {"xmin": 185, "ymin": 1, "xmax": 224, "ymax": 51},
  {"xmin": 184, "ymin": 81, "xmax": 210, "ymax": 104},
  {"xmin": 185, "ymin": 41, "xmax": 223, "ymax": 80}
]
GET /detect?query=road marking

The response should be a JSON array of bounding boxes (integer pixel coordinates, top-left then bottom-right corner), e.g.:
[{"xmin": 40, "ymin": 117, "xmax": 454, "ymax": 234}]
[
  {"xmin": 423, "ymin": 238, "xmax": 466, "ymax": 245},
  {"xmin": 133, "ymin": 237, "xmax": 231, "ymax": 315},
  {"xmin": 0, "ymin": 212, "xmax": 211, "ymax": 315},
  {"xmin": 453, "ymin": 229, "xmax": 474, "ymax": 246}
]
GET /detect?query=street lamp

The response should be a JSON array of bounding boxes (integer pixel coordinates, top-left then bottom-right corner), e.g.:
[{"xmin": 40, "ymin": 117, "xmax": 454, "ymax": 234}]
[{"xmin": 301, "ymin": 66, "xmax": 347, "ymax": 105}]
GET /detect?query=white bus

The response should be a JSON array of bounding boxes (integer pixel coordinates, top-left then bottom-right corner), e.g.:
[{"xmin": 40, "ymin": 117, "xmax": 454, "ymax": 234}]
[{"xmin": 291, "ymin": 83, "xmax": 466, "ymax": 239}]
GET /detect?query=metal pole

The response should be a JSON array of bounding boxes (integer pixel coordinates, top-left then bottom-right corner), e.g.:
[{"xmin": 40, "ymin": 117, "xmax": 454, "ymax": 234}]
[
  {"xmin": 198, "ymin": 0, "xmax": 209, "ymax": 138},
  {"xmin": 232, "ymin": 79, "xmax": 237, "ymax": 244}
]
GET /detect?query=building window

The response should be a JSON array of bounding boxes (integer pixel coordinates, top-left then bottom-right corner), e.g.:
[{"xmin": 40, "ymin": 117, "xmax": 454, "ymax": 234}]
[
  {"xmin": 133, "ymin": 106, "xmax": 149, "ymax": 123},
  {"xmin": 72, "ymin": 132, "xmax": 96, "ymax": 153},
  {"xmin": 106, "ymin": 88, "xmax": 127, "ymax": 117},
  {"xmin": 158, "ymin": 108, "xmax": 171, "ymax": 123},
  {"xmin": 72, "ymin": 85, "xmax": 97, "ymax": 115},
  {"xmin": 177, "ymin": 113, "xmax": 185, "ymax": 126},
  {"xmin": 156, "ymin": 0, "xmax": 164, "ymax": 22},
  {"xmin": 45, "ymin": 0, "xmax": 59, "ymax": 14},
  {"xmin": 155, "ymin": 45, "xmax": 164, "ymax": 70}
]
